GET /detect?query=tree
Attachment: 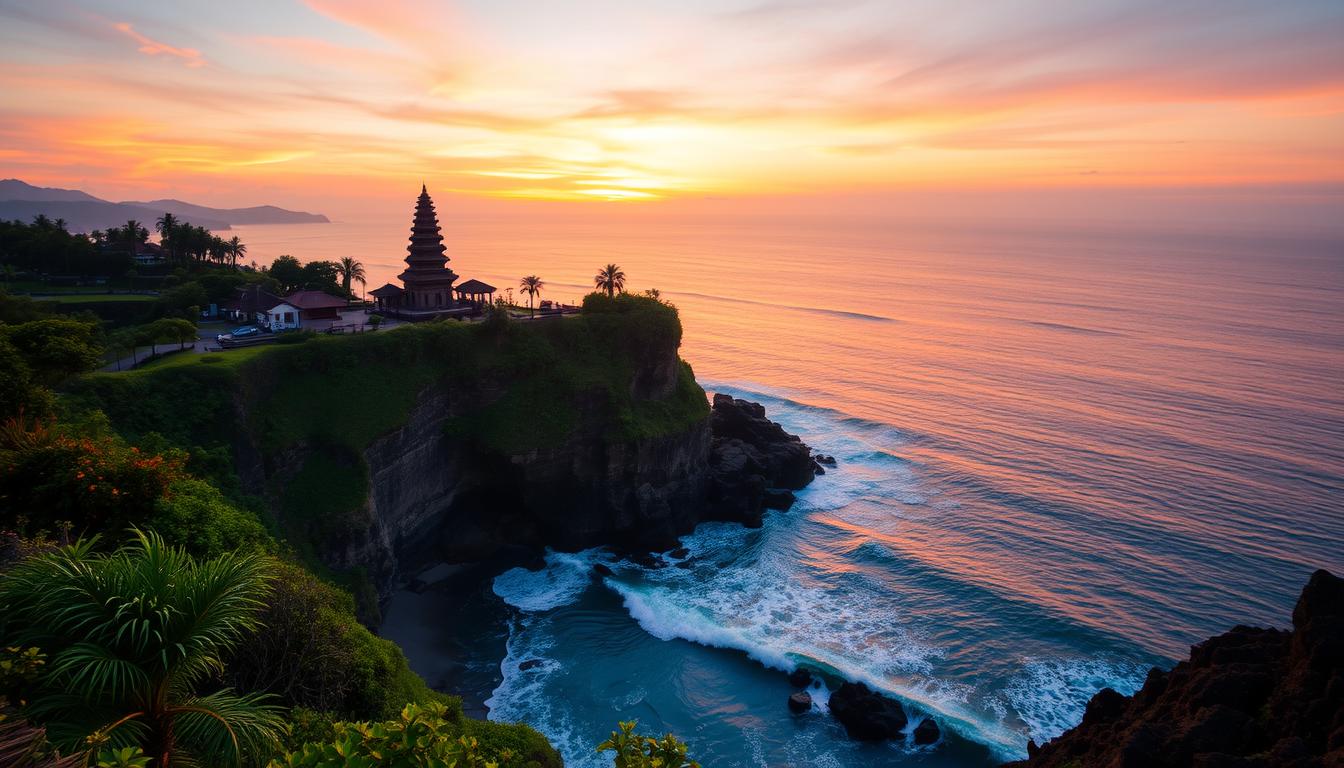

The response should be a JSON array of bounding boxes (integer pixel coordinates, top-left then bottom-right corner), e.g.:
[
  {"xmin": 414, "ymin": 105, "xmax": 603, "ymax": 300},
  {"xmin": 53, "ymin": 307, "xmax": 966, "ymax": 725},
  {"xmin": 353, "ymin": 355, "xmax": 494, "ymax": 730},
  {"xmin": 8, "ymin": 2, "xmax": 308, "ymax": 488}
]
[
  {"xmin": 335, "ymin": 257, "xmax": 366, "ymax": 298},
  {"xmin": 0, "ymin": 530, "xmax": 285, "ymax": 766},
  {"xmin": 155, "ymin": 214, "xmax": 179, "ymax": 263},
  {"xmin": 519, "ymin": 275, "xmax": 544, "ymax": 318},
  {"xmin": 300, "ymin": 261, "xmax": 342, "ymax": 294},
  {"xmin": 267, "ymin": 256, "xmax": 304, "ymax": 293},
  {"xmin": 596, "ymin": 721, "xmax": 699, "ymax": 768},
  {"xmin": 594, "ymin": 264, "xmax": 626, "ymax": 297},
  {"xmin": 148, "ymin": 318, "xmax": 198, "ymax": 350},
  {"xmin": 226, "ymin": 236, "xmax": 246, "ymax": 269},
  {"xmin": 0, "ymin": 318, "xmax": 104, "ymax": 386}
]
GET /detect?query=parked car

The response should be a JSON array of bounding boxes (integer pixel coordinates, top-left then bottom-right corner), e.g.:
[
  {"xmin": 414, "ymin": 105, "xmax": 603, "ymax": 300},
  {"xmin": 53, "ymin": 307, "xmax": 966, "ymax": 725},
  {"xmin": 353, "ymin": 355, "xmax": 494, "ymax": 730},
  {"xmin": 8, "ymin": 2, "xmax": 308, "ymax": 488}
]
[{"xmin": 216, "ymin": 326, "xmax": 262, "ymax": 343}]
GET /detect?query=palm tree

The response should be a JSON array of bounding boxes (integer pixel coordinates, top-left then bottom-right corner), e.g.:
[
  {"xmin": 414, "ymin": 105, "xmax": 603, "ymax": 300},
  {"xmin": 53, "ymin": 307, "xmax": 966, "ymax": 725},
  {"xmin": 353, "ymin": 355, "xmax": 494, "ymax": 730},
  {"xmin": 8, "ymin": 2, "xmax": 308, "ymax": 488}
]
[
  {"xmin": 0, "ymin": 530, "xmax": 285, "ymax": 766},
  {"xmin": 336, "ymin": 257, "xmax": 366, "ymax": 298},
  {"xmin": 519, "ymin": 275, "xmax": 544, "ymax": 318},
  {"xmin": 226, "ymin": 236, "xmax": 246, "ymax": 269},
  {"xmin": 594, "ymin": 263, "xmax": 626, "ymax": 297},
  {"xmin": 155, "ymin": 213, "xmax": 178, "ymax": 262},
  {"xmin": 123, "ymin": 220, "xmax": 148, "ymax": 246}
]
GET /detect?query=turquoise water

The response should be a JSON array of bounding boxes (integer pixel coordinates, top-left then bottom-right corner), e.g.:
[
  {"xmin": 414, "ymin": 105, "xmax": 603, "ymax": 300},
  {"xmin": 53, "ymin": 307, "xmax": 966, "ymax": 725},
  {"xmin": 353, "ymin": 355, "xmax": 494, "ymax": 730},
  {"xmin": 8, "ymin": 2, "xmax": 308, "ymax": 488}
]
[{"xmin": 274, "ymin": 216, "xmax": 1344, "ymax": 767}]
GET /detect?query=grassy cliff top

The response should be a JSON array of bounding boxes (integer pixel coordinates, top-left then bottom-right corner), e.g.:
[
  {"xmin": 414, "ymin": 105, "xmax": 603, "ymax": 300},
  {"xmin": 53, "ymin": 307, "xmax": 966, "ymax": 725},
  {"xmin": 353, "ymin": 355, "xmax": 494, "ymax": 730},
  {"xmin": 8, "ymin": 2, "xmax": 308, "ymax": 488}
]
[{"xmin": 64, "ymin": 293, "xmax": 707, "ymax": 458}]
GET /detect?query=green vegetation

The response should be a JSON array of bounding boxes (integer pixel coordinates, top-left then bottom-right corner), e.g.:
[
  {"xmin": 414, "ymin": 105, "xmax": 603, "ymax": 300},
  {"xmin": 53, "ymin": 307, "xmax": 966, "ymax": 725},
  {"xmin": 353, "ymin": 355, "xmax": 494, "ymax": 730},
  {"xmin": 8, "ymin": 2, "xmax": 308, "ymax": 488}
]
[
  {"xmin": 596, "ymin": 721, "xmax": 699, "ymax": 768},
  {"xmin": 34, "ymin": 294, "xmax": 156, "ymax": 304},
  {"xmin": 1, "ymin": 241, "xmax": 707, "ymax": 767},
  {"xmin": 270, "ymin": 702, "xmax": 560, "ymax": 768},
  {"xmin": 0, "ymin": 531, "xmax": 286, "ymax": 765}
]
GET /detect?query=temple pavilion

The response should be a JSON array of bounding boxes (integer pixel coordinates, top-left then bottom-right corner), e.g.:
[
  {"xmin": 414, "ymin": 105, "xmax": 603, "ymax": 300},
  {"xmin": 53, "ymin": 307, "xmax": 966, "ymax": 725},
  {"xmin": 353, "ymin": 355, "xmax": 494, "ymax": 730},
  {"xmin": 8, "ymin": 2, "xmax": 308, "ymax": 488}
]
[{"xmin": 369, "ymin": 185, "xmax": 495, "ymax": 318}]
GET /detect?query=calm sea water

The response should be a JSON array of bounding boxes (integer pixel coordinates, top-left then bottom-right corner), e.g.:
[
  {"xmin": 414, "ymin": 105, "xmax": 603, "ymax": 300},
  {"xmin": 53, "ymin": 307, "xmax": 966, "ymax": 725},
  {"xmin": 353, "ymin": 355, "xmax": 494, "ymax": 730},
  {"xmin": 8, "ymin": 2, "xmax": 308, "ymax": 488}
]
[{"xmin": 234, "ymin": 214, "xmax": 1344, "ymax": 766}]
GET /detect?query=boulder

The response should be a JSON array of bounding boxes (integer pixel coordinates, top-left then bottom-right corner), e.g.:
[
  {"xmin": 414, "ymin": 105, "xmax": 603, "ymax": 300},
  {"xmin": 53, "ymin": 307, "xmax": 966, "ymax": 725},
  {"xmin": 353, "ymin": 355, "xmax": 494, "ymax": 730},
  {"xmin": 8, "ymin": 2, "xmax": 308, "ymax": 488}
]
[
  {"xmin": 788, "ymin": 668, "xmax": 813, "ymax": 688},
  {"xmin": 593, "ymin": 563, "xmax": 614, "ymax": 577},
  {"xmin": 788, "ymin": 691, "xmax": 813, "ymax": 714},
  {"xmin": 913, "ymin": 718, "xmax": 941, "ymax": 745},
  {"xmin": 667, "ymin": 547, "xmax": 690, "ymax": 559},
  {"xmin": 763, "ymin": 488, "xmax": 796, "ymax": 511},
  {"xmin": 829, "ymin": 682, "xmax": 908, "ymax": 741},
  {"xmin": 518, "ymin": 659, "xmax": 544, "ymax": 672},
  {"xmin": 813, "ymin": 461, "xmax": 826, "ymax": 475}
]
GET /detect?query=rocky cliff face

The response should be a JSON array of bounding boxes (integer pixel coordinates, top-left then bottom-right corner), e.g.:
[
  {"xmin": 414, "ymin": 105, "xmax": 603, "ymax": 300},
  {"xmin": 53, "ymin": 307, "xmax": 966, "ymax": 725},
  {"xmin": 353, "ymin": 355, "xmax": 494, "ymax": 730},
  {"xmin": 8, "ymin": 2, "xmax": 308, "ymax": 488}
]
[
  {"xmin": 252, "ymin": 340, "xmax": 815, "ymax": 604},
  {"xmin": 1005, "ymin": 569, "xmax": 1344, "ymax": 768}
]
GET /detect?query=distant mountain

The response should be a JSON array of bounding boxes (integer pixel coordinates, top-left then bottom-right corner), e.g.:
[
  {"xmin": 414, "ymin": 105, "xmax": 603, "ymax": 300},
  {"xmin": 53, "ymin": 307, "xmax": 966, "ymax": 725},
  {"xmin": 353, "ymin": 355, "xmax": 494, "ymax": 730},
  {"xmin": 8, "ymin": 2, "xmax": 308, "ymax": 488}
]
[
  {"xmin": 0, "ymin": 178, "xmax": 103, "ymax": 203},
  {"xmin": 120, "ymin": 199, "xmax": 328, "ymax": 225},
  {"xmin": 0, "ymin": 200, "xmax": 232, "ymax": 232},
  {"xmin": 0, "ymin": 179, "xmax": 328, "ymax": 233}
]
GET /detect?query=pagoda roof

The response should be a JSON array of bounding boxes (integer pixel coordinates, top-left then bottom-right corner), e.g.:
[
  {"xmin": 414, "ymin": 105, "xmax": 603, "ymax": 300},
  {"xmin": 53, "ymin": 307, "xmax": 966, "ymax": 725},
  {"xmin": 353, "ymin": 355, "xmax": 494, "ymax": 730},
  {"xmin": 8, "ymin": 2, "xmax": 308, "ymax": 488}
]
[
  {"xmin": 455, "ymin": 279, "xmax": 496, "ymax": 294},
  {"xmin": 369, "ymin": 283, "xmax": 403, "ymax": 298}
]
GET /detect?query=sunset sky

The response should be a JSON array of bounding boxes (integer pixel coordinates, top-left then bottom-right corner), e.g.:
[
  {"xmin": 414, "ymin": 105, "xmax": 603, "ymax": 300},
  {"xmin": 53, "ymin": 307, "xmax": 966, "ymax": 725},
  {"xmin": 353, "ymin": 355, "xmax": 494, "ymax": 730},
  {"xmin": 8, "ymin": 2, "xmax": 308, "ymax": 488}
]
[{"xmin": 1, "ymin": 0, "xmax": 1342, "ymax": 222}]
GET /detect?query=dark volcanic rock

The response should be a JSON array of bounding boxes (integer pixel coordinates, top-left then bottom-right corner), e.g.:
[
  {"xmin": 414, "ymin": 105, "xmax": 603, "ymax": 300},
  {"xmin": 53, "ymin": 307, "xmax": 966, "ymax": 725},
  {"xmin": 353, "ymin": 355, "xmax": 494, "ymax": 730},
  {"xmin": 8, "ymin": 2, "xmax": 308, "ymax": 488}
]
[
  {"xmin": 788, "ymin": 668, "xmax": 813, "ymax": 688},
  {"xmin": 762, "ymin": 488, "xmax": 796, "ymax": 511},
  {"xmin": 830, "ymin": 682, "xmax": 909, "ymax": 741},
  {"xmin": 592, "ymin": 563, "xmax": 614, "ymax": 577},
  {"xmin": 706, "ymin": 394, "xmax": 816, "ymax": 526},
  {"xmin": 788, "ymin": 691, "xmax": 813, "ymax": 713},
  {"xmin": 519, "ymin": 659, "xmax": 544, "ymax": 671},
  {"xmin": 710, "ymin": 394, "xmax": 815, "ymax": 489},
  {"xmin": 1003, "ymin": 569, "xmax": 1344, "ymax": 768},
  {"xmin": 913, "ymin": 718, "xmax": 941, "ymax": 745},
  {"xmin": 667, "ymin": 547, "xmax": 690, "ymax": 559}
]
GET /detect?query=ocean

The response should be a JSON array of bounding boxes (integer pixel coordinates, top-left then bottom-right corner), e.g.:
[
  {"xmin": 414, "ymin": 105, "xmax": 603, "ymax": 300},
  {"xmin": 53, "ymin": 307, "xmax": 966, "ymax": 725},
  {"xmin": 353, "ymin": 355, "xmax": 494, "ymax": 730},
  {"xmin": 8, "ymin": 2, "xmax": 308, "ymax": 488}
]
[{"xmin": 231, "ymin": 213, "xmax": 1344, "ymax": 766}]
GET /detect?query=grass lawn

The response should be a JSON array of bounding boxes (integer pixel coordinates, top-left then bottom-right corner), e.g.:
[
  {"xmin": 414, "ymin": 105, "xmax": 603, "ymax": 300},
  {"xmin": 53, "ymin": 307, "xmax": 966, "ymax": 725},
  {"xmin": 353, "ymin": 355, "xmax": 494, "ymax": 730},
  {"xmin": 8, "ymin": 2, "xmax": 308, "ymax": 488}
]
[
  {"xmin": 127, "ymin": 344, "xmax": 278, "ymax": 372},
  {"xmin": 35, "ymin": 293, "xmax": 157, "ymax": 304}
]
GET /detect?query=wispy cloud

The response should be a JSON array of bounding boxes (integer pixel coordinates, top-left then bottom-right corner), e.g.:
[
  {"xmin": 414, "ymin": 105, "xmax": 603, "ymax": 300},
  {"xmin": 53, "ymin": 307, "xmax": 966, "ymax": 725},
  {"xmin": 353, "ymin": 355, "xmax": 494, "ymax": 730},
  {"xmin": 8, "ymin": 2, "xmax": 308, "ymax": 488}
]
[{"xmin": 112, "ymin": 22, "xmax": 205, "ymax": 68}]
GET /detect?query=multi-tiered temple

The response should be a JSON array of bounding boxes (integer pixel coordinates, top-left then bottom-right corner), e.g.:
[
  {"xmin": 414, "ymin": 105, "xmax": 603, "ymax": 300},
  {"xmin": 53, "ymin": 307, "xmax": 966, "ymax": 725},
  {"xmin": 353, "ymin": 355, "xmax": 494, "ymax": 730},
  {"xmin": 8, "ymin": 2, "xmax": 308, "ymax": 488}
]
[{"xmin": 370, "ymin": 185, "xmax": 495, "ymax": 318}]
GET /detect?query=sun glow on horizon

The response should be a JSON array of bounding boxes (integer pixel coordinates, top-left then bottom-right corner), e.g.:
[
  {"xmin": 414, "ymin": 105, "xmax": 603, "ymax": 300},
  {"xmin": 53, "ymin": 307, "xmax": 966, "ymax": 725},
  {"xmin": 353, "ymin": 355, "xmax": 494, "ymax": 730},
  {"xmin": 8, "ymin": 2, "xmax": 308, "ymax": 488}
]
[{"xmin": 0, "ymin": 0, "xmax": 1341, "ymax": 215}]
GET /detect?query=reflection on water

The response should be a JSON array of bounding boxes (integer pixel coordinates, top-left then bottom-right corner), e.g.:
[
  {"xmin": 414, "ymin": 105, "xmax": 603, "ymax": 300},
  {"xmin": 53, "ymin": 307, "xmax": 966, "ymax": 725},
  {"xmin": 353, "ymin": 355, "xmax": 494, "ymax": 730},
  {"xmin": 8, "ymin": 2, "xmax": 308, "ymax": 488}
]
[{"xmin": 298, "ymin": 215, "xmax": 1341, "ymax": 767}]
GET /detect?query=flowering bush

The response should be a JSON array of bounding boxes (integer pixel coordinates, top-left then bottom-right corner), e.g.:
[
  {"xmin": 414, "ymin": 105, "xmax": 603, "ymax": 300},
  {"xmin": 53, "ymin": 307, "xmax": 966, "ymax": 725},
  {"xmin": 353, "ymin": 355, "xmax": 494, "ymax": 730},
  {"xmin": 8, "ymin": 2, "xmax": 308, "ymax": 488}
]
[{"xmin": 0, "ymin": 417, "xmax": 186, "ymax": 534}]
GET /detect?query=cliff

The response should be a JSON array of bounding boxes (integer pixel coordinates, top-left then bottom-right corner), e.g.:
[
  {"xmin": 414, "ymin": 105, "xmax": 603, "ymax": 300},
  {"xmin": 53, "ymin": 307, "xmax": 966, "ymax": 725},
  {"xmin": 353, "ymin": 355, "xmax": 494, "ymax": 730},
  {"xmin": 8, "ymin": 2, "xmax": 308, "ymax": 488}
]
[
  {"xmin": 1005, "ymin": 569, "xmax": 1344, "ymax": 768},
  {"xmin": 65, "ymin": 295, "xmax": 811, "ymax": 611}
]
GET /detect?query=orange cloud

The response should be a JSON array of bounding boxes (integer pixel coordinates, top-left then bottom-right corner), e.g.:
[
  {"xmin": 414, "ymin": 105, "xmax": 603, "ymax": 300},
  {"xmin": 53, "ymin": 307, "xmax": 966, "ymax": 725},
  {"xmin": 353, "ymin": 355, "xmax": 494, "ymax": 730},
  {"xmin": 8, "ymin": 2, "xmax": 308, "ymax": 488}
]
[{"xmin": 112, "ymin": 22, "xmax": 205, "ymax": 68}]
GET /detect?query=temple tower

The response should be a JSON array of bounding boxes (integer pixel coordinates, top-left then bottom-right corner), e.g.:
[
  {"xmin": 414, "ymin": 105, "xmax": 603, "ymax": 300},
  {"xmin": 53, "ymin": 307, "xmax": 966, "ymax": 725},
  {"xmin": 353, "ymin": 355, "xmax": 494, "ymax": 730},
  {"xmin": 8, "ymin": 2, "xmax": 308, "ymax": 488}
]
[{"xmin": 397, "ymin": 185, "xmax": 458, "ymax": 309}]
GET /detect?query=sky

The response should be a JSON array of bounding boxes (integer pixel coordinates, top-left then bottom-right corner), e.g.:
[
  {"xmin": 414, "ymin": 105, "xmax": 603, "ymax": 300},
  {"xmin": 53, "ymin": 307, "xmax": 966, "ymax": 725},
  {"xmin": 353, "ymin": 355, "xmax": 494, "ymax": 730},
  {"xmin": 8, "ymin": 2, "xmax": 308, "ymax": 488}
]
[{"xmin": 1, "ymin": 0, "xmax": 1342, "ymax": 226}]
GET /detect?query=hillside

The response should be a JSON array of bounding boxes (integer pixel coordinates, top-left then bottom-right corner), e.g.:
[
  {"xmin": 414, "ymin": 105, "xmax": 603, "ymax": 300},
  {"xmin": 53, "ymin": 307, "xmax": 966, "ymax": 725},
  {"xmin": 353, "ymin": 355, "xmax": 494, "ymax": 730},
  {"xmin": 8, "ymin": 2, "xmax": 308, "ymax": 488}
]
[{"xmin": 0, "ymin": 178, "xmax": 328, "ymax": 232}]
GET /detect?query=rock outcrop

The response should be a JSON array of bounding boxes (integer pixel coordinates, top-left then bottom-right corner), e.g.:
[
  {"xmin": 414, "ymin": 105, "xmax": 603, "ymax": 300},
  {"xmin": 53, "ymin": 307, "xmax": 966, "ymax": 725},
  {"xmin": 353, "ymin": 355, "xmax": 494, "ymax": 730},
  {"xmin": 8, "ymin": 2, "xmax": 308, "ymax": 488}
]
[
  {"xmin": 1004, "ymin": 569, "xmax": 1344, "ymax": 768},
  {"xmin": 706, "ymin": 394, "xmax": 815, "ymax": 526},
  {"xmin": 829, "ymin": 682, "xmax": 910, "ymax": 741}
]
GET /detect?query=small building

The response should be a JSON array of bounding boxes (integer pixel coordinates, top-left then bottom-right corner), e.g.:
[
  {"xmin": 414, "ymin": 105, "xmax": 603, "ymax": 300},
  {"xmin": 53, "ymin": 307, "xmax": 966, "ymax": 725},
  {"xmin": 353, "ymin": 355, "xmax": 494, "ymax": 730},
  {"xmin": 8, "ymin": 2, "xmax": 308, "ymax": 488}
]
[
  {"xmin": 454, "ymin": 279, "xmax": 496, "ymax": 308},
  {"xmin": 369, "ymin": 282, "xmax": 404, "ymax": 313},
  {"xmin": 285, "ymin": 290, "xmax": 347, "ymax": 321},
  {"xmin": 224, "ymin": 285, "xmax": 285, "ymax": 326},
  {"xmin": 266, "ymin": 303, "xmax": 302, "ymax": 331}
]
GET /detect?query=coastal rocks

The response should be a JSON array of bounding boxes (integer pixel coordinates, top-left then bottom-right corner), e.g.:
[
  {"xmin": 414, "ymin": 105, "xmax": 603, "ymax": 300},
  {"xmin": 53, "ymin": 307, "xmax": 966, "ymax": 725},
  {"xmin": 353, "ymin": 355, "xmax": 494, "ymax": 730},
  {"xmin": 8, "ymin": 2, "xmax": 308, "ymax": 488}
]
[
  {"xmin": 788, "ymin": 668, "xmax": 813, "ymax": 688},
  {"xmin": 518, "ymin": 659, "xmax": 545, "ymax": 672},
  {"xmin": 788, "ymin": 691, "xmax": 813, "ymax": 713},
  {"xmin": 706, "ymin": 394, "xmax": 817, "ymax": 526},
  {"xmin": 829, "ymin": 682, "xmax": 909, "ymax": 741},
  {"xmin": 1003, "ymin": 569, "xmax": 1344, "ymax": 768},
  {"xmin": 913, "ymin": 718, "xmax": 941, "ymax": 745}
]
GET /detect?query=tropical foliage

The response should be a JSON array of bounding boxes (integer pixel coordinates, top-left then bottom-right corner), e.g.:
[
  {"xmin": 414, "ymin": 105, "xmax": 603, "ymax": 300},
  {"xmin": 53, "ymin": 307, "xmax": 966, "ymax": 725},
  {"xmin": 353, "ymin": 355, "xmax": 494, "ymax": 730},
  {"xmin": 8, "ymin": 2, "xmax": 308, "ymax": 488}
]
[
  {"xmin": 270, "ymin": 703, "xmax": 506, "ymax": 768},
  {"xmin": 593, "ymin": 264, "xmax": 626, "ymax": 297},
  {"xmin": 0, "ymin": 530, "xmax": 286, "ymax": 766},
  {"xmin": 336, "ymin": 258, "xmax": 367, "ymax": 298},
  {"xmin": 518, "ymin": 276, "xmax": 543, "ymax": 317},
  {"xmin": 596, "ymin": 721, "xmax": 699, "ymax": 768}
]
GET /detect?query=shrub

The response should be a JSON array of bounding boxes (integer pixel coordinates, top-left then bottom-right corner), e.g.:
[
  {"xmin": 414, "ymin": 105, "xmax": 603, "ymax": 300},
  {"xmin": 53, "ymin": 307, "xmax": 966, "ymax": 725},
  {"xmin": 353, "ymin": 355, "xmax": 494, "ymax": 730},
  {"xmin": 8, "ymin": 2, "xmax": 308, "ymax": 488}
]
[
  {"xmin": 0, "ymin": 418, "xmax": 187, "ymax": 535},
  {"xmin": 596, "ymin": 721, "xmax": 699, "ymax": 768},
  {"xmin": 270, "ymin": 702, "xmax": 559, "ymax": 768},
  {"xmin": 226, "ymin": 560, "xmax": 447, "ymax": 721},
  {"xmin": 0, "ymin": 531, "xmax": 285, "ymax": 764},
  {"xmin": 150, "ymin": 477, "xmax": 269, "ymax": 558}
]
